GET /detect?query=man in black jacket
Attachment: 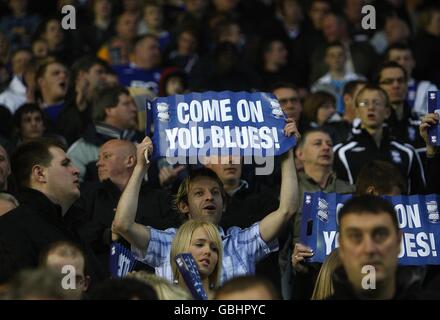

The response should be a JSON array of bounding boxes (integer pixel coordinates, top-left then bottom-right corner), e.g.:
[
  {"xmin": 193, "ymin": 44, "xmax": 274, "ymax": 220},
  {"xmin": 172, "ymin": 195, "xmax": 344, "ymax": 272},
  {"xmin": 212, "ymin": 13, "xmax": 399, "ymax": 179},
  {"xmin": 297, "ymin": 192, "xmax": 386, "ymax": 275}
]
[
  {"xmin": 0, "ymin": 138, "xmax": 104, "ymax": 284},
  {"xmin": 333, "ymin": 84, "xmax": 426, "ymax": 194},
  {"xmin": 376, "ymin": 61, "xmax": 424, "ymax": 153},
  {"xmin": 330, "ymin": 195, "xmax": 439, "ymax": 300}
]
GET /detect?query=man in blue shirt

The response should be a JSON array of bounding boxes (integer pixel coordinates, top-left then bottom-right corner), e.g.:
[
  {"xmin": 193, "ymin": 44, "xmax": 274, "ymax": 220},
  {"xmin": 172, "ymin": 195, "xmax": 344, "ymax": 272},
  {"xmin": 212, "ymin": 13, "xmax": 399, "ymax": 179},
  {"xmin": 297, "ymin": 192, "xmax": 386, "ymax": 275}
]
[
  {"xmin": 36, "ymin": 58, "xmax": 69, "ymax": 123},
  {"xmin": 112, "ymin": 123, "xmax": 299, "ymax": 284},
  {"xmin": 112, "ymin": 34, "xmax": 162, "ymax": 95}
]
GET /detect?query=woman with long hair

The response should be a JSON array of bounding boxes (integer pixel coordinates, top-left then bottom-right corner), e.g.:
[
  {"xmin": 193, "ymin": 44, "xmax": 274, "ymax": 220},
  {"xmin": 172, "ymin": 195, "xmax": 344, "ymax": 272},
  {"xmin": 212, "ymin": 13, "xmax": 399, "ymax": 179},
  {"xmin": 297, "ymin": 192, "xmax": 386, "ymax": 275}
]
[{"xmin": 170, "ymin": 220, "xmax": 223, "ymax": 300}]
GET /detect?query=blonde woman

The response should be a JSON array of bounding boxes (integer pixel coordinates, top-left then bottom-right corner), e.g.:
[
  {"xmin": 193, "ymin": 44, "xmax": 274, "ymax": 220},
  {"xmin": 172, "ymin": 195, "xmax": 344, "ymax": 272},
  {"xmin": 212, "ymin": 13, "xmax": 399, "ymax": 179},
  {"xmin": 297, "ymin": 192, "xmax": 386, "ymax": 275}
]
[
  {"xmin": 170, "ymin": 220, "xmax": 223, "ymax": 300},
  {"xmin": 311, "ymin": 248, "xmax": 341, "ymax": 300}
]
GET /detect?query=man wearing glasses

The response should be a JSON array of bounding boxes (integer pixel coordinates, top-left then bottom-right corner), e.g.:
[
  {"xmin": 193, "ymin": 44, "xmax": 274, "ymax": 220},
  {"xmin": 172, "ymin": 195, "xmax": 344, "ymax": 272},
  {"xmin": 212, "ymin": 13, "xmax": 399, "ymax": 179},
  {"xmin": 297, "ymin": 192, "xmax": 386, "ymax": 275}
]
[
  {"xmin": 333, "ymin": 84, "xmax": 426, "ymax": 194},
  {"xmin": 376, "ymin": 61, "xmax": 424, "ymax": 152},
  {"xmin": 271, "ymin": 82, "xmax": 307, "ymax": 133}
]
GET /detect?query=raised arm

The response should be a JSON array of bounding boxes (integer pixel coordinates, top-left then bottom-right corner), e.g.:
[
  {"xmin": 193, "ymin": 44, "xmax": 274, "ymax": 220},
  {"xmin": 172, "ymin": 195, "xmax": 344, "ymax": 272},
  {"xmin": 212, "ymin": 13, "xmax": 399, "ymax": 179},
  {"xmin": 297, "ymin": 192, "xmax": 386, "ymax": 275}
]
[
  {"xmin": 419, "ymin": 113, "xmax": 440, "ymax": 193},
  {"xmin": 112, "ymin": 137, "xmax": 153, "ymax": 252},
  {"xmin": 419, "ymin": 112, "xmax": 439, "ymax": 157},
  {"xmin": 259, "ymin": 120, "xmax": 299, "ymax": 243}
]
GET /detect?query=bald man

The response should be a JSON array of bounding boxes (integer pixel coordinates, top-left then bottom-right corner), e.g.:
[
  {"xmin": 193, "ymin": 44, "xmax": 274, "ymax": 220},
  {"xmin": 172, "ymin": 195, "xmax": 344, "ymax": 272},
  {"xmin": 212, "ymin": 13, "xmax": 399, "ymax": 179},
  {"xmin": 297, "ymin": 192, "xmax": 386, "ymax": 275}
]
[
  {"xmin": 96, "ymin": 139, "xmax": 137, "ymax": 191},
  {"xmin": 72, "ymin": 140, "xmax": 179, "ymax": 271}
]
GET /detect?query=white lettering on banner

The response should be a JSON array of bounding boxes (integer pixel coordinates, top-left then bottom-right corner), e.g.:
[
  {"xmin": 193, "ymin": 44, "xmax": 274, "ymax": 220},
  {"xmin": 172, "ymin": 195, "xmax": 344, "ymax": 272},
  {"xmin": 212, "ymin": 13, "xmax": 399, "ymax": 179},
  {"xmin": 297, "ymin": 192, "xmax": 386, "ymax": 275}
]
[
  {"xmin": 177, "ymin": 99, "xmax": 233, "ymax": 124},
  {"xmin": 219, "ymin": 99, "xmax": 233, "ymax": 122},
  {"xmin": 164, "ymin": 126, "xmax": 280, "ymax": 151},
  {"xmin": 179, "ymin": 128, "xmax": 191, "ymax": 149},
  {"xmin": 224, "ymin": 126, "xmax": 237, "ymax": 148},
  {"xmin": 189, "ymin": 100, "xmax": 203, "ymax": 122},
  {"xmin": 211, "ymin": 126, "xmax": 224, "ymax": 148},
  {"xmin": 118, "ymin": 254, "xmax": 131, "ymax": 276},
  {"xmin": 176, "ymin": 99, "xmax": 265, "ymax": 124},
  {"xmin": 404, "ymin": 233, "xmax": 418, "ymax": 257},
  {"xmin": 202, "ymin": 99, "xmax": 220, "ymax": 122},
  {"xmin": 260, "ymin": 127, "xmax": 273, "ymax": 149},
  {"xmin": 322, "ymin": 231, "xmax": 437, "ymax": 260},
  {"xmin": 165, "ymin": 128, "xmax": 179, "ymax": 149},
  {"xmin": 236, "ymin": 99, "xmax": 264, "ymax": 123},
  {"xmin": 336, "ymin": 203, "xmax": 344, "ymax": 225},
  {"xmin": 395, "ymin": 204, "xmax": 422, "ymax": 228},
  {"xmin": 398, "ymin": 232, "xmax": 437, "ymax": 258},
  {"xmin": 177, "ymin": 102, "xmax": 189, "ymax": 124},
  {"xmin": 191, "ymin": 127, "xmax": 204, "ymax": 148},
  {"xmin": 323, "ymin": 231, "xmax": 338, "ymax": 255},
  {"xmin": 248, "ymin": 127, "xmax": 260, "ymax": 149}
]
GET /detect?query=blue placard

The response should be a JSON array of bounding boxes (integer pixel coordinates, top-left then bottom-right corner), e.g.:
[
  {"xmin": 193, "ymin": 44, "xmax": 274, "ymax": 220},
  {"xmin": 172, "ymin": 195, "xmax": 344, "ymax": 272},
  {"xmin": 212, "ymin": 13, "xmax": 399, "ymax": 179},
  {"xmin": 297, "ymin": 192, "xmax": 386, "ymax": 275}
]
[
  {"xmin": 149, "ymin": 91, "xmax": 296, "ymax": 162},
  {"xmin": 300, "ymin": 192, "xmax": 440, "ymax": 265},
  {"xmin": 175, "ymin": 253, "xmax": 208, "ymax": 300},
  {"xmin": 428, "ymin": 91, "xmax": 440, "ymax": 146},
  {"xmin": 109, "ymin": 242, "xmax": 136, "ymax": 278}
]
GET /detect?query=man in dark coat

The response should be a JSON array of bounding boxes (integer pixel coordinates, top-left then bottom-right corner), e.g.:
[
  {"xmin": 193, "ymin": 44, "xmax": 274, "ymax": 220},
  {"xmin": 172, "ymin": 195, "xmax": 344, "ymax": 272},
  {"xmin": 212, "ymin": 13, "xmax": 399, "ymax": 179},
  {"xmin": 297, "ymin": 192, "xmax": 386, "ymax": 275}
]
[
  {"xmin": 0, "ymin": 138, "xmax": 104, "ymax": 284},
  {"xmin": 329, "ymin": 195, "xmax": 439, "ymax": 300}
]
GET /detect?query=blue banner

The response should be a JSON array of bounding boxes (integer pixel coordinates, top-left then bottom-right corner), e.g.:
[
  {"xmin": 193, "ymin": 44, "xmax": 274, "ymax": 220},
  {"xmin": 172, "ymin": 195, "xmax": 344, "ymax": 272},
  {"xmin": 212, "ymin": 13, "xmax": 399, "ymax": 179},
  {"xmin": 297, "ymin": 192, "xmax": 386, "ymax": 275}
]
[
  {"xmin": 148, "ymin": 91, "xmax": 296, "ymax": 161},
  {"xmin": 109, "ymin": 242, "xmax": 136, "ymax": 278},
  {"xmin": 300, "ymin": 192, "xmax": 440, "ymax": 265},
  {"xmin": 175, "ymin": 253, "xmax": 208, "ymax": 300},
  {"xmin": 428, "ymin": 91, "xmax": 440, "ymax": 146}
]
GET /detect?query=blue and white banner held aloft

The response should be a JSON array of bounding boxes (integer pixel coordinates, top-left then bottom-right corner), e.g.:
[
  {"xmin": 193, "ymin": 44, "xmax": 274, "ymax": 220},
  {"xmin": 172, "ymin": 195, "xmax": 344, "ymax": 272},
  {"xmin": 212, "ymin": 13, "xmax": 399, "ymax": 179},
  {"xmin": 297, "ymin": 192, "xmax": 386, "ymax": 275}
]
[
  {"xmin": 148, "ymin": 91, "xmax": 296, "ymax": 160},
  {"xmin": 428, "ymin": 91, "xmax": 440, "ymax": 146},
  {"xmin": 300, "ymin": 192, "xmax": 440, "ymax": 265}
]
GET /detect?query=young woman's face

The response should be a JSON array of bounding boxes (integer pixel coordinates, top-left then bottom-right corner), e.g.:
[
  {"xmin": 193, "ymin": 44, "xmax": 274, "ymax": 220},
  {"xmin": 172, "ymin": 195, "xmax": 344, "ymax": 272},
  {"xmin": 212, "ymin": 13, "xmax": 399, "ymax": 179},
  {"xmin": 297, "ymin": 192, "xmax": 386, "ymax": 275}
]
[
  {"xmin": 188, "ymin": 227, "xmax": 219, "ymax": 278},
  {"xmin": 316, "ymin": 101, "xmax": 336, "ymax": 125}
]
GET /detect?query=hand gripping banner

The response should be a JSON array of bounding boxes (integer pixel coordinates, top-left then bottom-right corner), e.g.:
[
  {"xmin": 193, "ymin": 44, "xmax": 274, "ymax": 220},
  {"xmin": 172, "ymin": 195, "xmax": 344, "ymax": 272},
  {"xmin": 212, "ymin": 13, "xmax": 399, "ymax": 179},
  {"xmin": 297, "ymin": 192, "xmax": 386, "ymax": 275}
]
[
  {"xmin": 109, "ymin": 242, "xmax": 136, "ymax": 278},
  {"xmin": 175, "ymin": 253, "xmax": 208, "ymax": 300},
  {"xmin": 428, "ymin": 91, "xmax": 440, "ymax": 146}
]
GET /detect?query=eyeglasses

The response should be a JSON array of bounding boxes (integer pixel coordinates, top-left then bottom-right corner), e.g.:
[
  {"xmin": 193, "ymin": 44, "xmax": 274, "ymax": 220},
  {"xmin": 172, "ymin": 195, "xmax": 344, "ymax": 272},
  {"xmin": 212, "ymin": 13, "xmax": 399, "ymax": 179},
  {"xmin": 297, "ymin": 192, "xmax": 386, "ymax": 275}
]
[
  {"xmin": 278, "ymin": 96, "xmax": 300, "ymax": 104},
  {"xmin": 379, "ymin": 77, "xmax": 406, "ymax": 85},
  {"xmin": 357, "ymin": 100, "xmax": 385, "ymax": 108}
]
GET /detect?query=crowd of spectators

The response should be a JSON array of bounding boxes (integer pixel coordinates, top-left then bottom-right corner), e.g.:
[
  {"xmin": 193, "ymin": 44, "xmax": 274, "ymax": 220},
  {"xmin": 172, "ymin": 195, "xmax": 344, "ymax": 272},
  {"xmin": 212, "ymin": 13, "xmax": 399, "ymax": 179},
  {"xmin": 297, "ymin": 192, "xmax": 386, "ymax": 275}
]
[{"xmin": 0, "ymin": 0, "xmax": 440, "ymax": 301}]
